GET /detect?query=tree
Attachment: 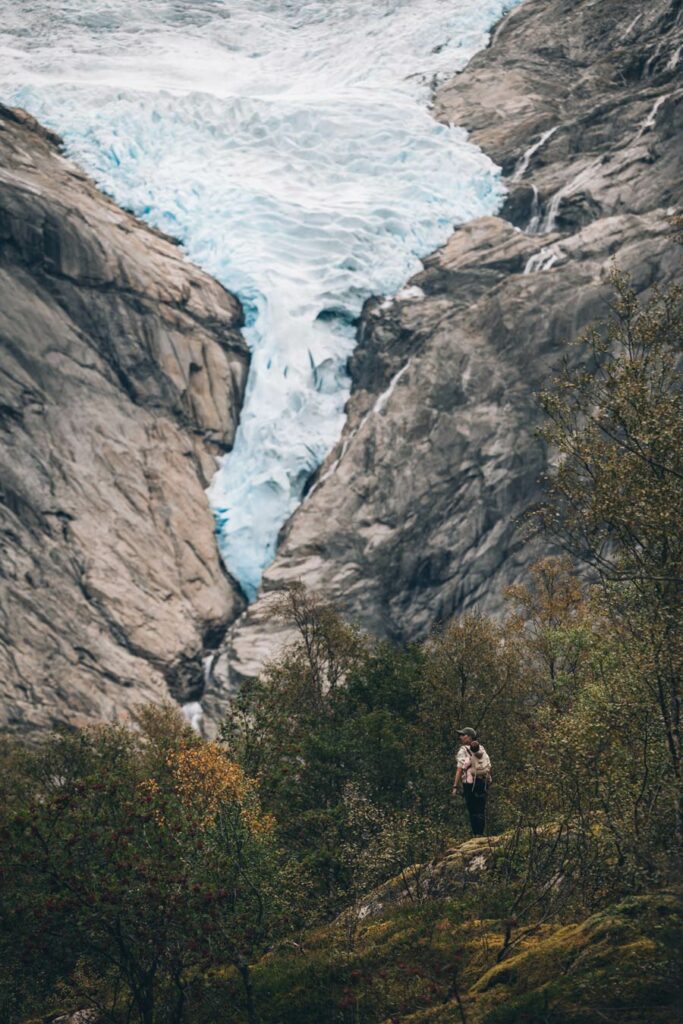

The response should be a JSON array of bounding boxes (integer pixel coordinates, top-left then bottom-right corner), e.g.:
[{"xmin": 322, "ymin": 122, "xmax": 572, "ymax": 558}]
[
  {"xmin": 418, "ymin": 612, "xmax": 532, "ymax": 828},
  {"xmin": 224, "ymin": 588, "xmax": 532, "ymax": 908},
  {"xmin": 0, "ymin": 707, "xmax": 286, "ymax": 1024},
  {"xmin": 505, "ymin": 557, "xmax": 592, "ymax": 692},
  {"xmin": 222, "ymin": 587, "xmax": 370, "ymax": 915},
  {"xmin": 538, "ymin": 271, "xmax": 683, "ymax": 838}
]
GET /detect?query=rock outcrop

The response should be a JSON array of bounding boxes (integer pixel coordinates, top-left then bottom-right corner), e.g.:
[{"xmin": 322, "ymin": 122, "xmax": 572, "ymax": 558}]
[
  {"xmin": 252, "ymin": 885, "xmax": 683, "ymax": 1024},
  {"xmin": 343, "ymin": 834, "xmax": 503, "ymax": 926},
  {"xmin": 205, "ymin": 0, "xmax": 682, "ymax": 720},
  {"xmin": 0, "ymin": 105, "xmax": 249, "ymax": 732}
]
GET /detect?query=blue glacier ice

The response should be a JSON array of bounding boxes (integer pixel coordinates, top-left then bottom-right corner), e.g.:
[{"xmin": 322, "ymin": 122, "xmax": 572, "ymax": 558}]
[{"xmin": 0, "ymin": 0, "xmax": 518, "ymax": 601}]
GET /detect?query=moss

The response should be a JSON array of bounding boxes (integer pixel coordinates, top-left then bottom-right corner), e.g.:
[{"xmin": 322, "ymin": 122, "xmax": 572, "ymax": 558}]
[
  {"xmin": 183, "ymin": 901, "xmax": 499, "ymax": 1023},
  {"xmin": 471, "ymin": 892, "xmax": 682, "ymax": 1024},
  {"xmin": 189, "ymin": 891, "xmax": 682, "ymax": 1024},
  {"xmin": 248, "ymin": 904, "xmax": 487, "ymax": 1024}
]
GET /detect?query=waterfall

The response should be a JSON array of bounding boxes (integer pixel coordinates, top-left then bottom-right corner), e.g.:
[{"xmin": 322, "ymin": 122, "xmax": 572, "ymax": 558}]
[
  {"xmin": 511, "ymin": 125, "xmax": 559, "ymax": 182},
  {"xmin": 524, "ymin": 244, "xmax": 563, "ymax": 274}
]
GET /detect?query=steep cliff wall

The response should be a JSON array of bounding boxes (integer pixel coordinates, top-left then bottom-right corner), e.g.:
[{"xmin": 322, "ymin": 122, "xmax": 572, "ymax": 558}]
[
  {"xmin": 206, "ymin": 0, "xmax": 683, "ymax": 720},
  {"xmin": 0, "ymin": 106, "xmax": 249, "ymax": 732}
]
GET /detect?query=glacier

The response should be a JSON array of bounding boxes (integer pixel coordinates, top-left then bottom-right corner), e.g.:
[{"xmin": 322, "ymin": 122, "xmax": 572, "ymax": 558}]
[{"xmin": 0, "ymin": 0, "xmax": 518, "ymax": 602}]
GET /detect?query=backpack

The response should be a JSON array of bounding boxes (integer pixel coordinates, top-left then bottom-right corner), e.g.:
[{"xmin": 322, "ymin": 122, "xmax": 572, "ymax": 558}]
[{"xmin": 469, "ymin": 745, "xmax": 491, "ymax": 786}]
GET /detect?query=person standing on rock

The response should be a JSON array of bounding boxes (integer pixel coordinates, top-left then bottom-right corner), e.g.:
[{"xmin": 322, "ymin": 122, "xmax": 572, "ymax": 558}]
[{"xmin": 452, "ymin": 728, "xmax": 491, "ymax": 837}]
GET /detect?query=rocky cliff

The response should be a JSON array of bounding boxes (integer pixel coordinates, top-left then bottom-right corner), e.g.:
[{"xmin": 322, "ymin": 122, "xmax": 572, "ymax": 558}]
[
  {"xmin": 2, "ymin": 0, "xmax": 682, "ymax": 734},
  {"xmin": 205, "ymin": 0, "xmax": 683, "ymax": 721},
  {"xmin": 0, "ymin": 105, "xmax": 248, "ymax": 732}
]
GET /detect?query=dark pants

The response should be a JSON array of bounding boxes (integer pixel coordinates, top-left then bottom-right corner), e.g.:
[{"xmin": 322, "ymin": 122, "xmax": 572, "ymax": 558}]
[{"xmin": 463, "ymin": 781, "xmax": 487, "ymax": 836}]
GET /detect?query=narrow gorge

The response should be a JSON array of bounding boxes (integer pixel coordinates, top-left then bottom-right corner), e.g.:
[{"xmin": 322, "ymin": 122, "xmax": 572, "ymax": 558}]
[{"xmin": 0, "ymin": 0, "xmax": 681, "ymax": 733}]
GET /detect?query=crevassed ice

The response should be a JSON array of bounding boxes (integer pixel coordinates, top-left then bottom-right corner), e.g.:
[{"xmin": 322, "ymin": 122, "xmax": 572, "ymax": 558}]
[{"xmin": 0, "ymin": 0, "xmax": 518, "ymax": 601}]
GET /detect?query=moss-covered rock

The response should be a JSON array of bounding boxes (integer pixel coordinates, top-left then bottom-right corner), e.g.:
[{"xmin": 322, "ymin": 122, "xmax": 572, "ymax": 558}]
[
  {"xmin": 343, "ymin": 834, "xmax": 504, "ymax": 925},
  {"xmin": 469, "ymin": 891, "xmax": 682, "ymax": 1024},
  {"xmin": 209, "ymin": 891, "xmax": 681, "ymax": 1024}
]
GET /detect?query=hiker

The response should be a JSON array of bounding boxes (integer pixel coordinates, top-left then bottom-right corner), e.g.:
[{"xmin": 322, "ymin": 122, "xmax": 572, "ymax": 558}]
[{"xmin": 451, "ymin": 728, "xmax": 491, "ymax": 837}]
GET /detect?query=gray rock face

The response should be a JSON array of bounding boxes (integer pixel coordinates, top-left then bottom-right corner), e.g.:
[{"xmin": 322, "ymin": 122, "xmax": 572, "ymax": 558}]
[
  {"xmin": 0, "ymin": 105, "xmax": 249, "ymax": 732},
  {"xmin": 205, "ymin": 0, "xmax": 682, "ymax": 721}
]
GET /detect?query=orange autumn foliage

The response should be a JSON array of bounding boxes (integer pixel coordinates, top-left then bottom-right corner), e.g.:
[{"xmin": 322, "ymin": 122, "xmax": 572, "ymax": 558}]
[{"xmin": 165, "ymin": 743, "xmax": 274, "ymax": 834}]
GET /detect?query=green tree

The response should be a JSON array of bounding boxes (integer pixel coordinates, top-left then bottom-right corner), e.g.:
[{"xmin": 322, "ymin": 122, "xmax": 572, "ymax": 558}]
[
  {"xmin": 223, "ymin": 600, "xmax": 427, "ymax": 915},
  {"xmin": 538, "ymin": 272, "xmax": 683, "ymax": 838},
  {"xmin": 0, "ymin": 707, "xmax": 286, "ymax": 1024},
  {"xmin": 418, "ymin": 612, "xmax": 532, "ymax": 831},
  {"xmin": 223, "ymin": 588, "xmax": 533, "ymax": 911}
]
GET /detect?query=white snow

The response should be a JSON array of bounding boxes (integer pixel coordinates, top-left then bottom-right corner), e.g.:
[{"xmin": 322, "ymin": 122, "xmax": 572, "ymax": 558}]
[
  {"xmin": 0, "ymin": 0, "xmax": 520, "ymax": 601},
  {"xmin": 395, "ymin": 286, "xmax": 426, "ymax": 302}
]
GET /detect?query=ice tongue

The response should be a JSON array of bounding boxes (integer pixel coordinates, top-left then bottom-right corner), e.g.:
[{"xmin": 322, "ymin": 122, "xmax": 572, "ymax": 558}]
[{"xmin": 0, "ymin": 0, "xmax": 519, "ymax": 600}]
